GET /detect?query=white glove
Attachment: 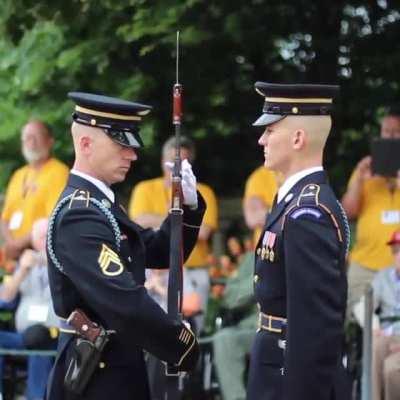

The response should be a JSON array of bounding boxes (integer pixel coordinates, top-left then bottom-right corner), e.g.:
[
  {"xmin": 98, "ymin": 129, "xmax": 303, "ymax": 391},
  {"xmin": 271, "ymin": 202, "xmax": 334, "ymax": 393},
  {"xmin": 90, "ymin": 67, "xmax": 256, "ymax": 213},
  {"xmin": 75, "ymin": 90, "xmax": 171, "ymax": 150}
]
[
  {"xmin": 165, "ymin": 159, "xmax": 198, "ymax": 209},
  {"xmin": 181, "ymin": 159, "xmax": 198, "ymax": 208}
]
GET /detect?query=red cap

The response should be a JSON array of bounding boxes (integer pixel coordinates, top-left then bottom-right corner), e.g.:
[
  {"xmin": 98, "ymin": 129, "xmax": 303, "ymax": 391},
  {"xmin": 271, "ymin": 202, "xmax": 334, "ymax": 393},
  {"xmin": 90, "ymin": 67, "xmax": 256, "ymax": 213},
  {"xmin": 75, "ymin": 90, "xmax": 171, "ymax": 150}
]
[{"xmin": 387, "ymin": 231, "xmax": 400, "ymax": 246}]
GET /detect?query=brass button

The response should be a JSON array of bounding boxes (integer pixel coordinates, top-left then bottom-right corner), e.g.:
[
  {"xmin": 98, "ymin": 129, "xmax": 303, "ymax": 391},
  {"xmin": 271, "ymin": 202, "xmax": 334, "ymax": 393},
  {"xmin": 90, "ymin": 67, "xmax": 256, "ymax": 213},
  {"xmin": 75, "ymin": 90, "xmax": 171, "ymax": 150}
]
[
  {"xmin": 254, "ymin": 275, "xmax": 259, "ymax": 283},
  {"xmin": 99, "ymin": 362, "xmax": 106, "ymax": 369},
  {"xmin": 256, "ymin": 248, "xmax": 261, "ymax": 256}
]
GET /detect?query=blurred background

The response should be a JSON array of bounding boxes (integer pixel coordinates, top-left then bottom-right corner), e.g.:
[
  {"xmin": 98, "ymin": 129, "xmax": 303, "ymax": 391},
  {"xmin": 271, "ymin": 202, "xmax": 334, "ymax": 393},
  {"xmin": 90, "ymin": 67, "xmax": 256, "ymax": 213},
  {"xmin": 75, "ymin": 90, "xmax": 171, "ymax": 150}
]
[
  {"xmin": 0, "ymin": 2, "xmax": 400, "ymax": 399},
  {"xmin": 0, "ymin": 0, "xmax": 399, "ymax": 199}
]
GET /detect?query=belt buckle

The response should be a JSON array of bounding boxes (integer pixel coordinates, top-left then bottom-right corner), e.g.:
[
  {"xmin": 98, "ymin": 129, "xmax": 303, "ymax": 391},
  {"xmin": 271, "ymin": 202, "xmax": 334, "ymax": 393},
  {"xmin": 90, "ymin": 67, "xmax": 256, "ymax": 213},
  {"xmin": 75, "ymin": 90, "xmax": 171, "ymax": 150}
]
[
  {"xmin": 268, "ymin": 315, "xmax": 273, "ymax": 331},
  {"xmin": 268, "ymin": 315, "xmax": 282, "ymax": 334}
]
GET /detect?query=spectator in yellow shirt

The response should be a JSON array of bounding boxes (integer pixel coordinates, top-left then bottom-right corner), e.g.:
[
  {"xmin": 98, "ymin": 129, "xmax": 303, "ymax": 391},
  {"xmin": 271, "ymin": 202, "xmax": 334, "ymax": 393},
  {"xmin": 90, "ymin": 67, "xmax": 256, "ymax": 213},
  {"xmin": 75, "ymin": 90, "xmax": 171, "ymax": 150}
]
[
  {"xmin": 243, "ymin": 166, "xmax": 279, "ymax": 246},
  {"xmin": 342, "ymin": 108, "xmax": 400, "ymax": 313},
  {"xmin": 129, "ymin": 136, "xmax": 218, "ymax": 333},
  {"xmin": 1, "ymin": 120, "xmax": 69, "ymax": 261}
]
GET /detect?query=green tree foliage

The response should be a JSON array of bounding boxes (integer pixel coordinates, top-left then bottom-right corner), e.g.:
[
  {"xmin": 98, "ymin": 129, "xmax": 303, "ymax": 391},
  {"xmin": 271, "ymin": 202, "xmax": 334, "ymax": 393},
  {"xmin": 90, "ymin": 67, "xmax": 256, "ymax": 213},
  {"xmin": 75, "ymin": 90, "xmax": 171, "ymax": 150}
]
[{"xmin": 0, "ymin": 0, "xmax": 399, "ymax": 196}]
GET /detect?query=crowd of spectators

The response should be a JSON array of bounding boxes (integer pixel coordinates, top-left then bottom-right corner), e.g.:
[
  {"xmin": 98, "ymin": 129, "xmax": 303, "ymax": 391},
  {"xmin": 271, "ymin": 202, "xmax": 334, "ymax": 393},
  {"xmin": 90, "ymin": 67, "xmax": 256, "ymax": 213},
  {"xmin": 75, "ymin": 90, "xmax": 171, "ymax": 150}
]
[{"xmin": 0, "ymin": 120, "xmax": 67, "ymax": 400}]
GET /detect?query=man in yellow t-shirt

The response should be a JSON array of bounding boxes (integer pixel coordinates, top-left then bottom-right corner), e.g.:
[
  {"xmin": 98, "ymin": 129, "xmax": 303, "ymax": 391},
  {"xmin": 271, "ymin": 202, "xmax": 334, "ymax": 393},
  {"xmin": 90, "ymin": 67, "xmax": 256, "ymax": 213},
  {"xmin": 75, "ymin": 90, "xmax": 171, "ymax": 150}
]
[
  {"xmin": 243, "ymin": 165, "xmax": 279, "ymax": 246},
  {"xmin": 1, "ymin": 120, "xmax": 69, "ymax": 261},
  {"xmin": 129, "ymin": 135, "xmax": 218, "ymax": 333},
  {"xmin": 342, "ymin": 109, "xmax": 400, "ymax": 313}
]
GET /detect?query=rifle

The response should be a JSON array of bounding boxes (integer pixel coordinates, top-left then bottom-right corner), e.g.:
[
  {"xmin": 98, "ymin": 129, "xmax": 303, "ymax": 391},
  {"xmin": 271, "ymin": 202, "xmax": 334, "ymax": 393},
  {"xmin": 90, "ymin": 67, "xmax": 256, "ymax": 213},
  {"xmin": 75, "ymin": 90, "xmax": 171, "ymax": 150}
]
[{"xmin": 166, "ymin": 31, "xmax": 185, "ymax": 398}]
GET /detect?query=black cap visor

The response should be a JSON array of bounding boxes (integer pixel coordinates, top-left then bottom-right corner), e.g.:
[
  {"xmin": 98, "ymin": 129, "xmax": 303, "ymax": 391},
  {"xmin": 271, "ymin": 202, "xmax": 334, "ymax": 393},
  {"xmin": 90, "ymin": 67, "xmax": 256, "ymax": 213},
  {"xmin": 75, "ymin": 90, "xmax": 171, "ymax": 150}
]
[{"xmin": 104, "ymin": 128, "xmax": 144, "ymax": 148}]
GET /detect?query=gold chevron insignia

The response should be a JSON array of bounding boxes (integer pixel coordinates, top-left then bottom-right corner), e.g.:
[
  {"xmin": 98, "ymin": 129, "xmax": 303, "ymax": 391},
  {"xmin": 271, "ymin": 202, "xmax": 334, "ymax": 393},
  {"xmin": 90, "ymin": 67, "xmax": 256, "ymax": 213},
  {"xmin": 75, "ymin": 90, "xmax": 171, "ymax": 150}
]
[
  {"xmin": 98, "ymin": 244, "xmax": 124, "ymax": 276},
  {"xmin": 179, "ymin": 328, "xmax": 192, "ymax": 345}
]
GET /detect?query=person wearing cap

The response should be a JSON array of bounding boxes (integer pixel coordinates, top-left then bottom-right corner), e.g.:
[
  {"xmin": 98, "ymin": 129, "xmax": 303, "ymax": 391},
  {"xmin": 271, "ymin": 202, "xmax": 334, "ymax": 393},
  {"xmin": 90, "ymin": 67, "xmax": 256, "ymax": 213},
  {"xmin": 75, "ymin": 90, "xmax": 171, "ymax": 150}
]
[
  {"xmin": 341, "ymin": 107, "xmax": 400, "ymax": 316},
  {"xmin": 360, "ymin": 230, "xmax": 400, "ymax": 400},
  {"xmin": 45, "ymin": 92, "xmax": 206, "ymax": 400},
  {"xmin": 246, "ymin": 82, "xmax": 350, "ymax": 400}
]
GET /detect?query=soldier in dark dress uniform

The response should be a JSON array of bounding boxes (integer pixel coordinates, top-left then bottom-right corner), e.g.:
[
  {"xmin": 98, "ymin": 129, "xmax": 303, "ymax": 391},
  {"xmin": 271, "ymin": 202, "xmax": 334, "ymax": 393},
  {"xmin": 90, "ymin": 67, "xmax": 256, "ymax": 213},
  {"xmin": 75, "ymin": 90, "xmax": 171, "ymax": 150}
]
[
  {"xmin": 46, "ymin": 92, "xmax": 204, "ymax": 400},
  {"xmin": 246, "ymin": 83, "xmax": 350, "ymax": 400}
]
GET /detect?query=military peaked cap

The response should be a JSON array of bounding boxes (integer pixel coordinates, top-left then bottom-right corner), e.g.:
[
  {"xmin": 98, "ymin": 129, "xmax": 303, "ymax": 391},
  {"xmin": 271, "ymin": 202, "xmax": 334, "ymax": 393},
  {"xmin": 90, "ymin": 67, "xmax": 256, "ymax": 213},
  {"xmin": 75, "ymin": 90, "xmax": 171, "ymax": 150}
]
[
  {"xmin": 68, "ymin": 92, "xmax": 152, "ymax": 148},
  {"xmin": 253, "ymin": 82, "xmax": 339, "ymax": 127}
]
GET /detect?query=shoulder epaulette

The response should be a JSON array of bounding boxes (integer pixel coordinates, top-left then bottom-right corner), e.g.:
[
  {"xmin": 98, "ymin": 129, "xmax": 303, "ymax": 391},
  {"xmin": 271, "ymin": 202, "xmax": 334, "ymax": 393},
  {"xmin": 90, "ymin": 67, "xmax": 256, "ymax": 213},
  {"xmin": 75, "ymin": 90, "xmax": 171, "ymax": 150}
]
[
  {"xmin": 68, "ymin": 189, "xmax": 91, "ymax": 209},
  {"xmin": 296, "ymin": 183, "xmax": 320, "ymax": 207},
  {"xmin": 281, "ymin": 183, "xmax": 344, "ymax": 245},
  {"xmin": 280, "ymin": 183, "xmax": 321, "ymax": 227}
]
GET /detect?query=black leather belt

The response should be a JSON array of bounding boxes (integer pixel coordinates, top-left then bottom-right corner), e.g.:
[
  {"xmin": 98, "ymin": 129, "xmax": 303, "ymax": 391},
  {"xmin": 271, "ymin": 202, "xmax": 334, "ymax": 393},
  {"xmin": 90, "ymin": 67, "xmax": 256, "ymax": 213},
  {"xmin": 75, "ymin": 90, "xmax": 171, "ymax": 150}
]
[{"xmin": 258, "ymin": 313, "xmax": 287, "ymax": 333}]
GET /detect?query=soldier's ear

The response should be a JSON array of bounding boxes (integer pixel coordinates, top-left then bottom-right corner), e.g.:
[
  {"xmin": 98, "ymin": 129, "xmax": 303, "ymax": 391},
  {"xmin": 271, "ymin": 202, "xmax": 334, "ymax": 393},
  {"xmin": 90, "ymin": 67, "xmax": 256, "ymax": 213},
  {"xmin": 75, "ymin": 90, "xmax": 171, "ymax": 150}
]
[
  {"xmin": 292, "ymin": 129, "xmax": 306, "ymax": 150},
  {"xmin": 80, "ymin": 135, "xmax": 93, "ymax": 154}
]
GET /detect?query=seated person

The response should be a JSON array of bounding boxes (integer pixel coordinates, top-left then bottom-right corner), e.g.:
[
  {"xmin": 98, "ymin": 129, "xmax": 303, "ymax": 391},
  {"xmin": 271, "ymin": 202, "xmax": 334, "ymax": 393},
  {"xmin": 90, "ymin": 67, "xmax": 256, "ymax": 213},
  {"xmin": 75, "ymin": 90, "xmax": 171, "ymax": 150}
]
[
  {"xmin": 212, "ymin": 242, "xmax": 257, "ymax": 400},
  {"xmin": 354, "ymin": 230, "xmax": 400, "ymax": 400},
  {"xmin": 0, "ymin": 218, "xmax": 58, "ymax": 400}
]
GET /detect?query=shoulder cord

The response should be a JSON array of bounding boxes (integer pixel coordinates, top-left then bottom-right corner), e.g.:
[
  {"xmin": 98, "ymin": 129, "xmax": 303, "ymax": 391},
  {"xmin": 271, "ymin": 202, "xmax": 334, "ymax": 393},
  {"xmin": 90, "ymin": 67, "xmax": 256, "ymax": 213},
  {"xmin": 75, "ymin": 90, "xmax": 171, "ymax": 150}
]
[{"xmin": 47, "ymin": 194, "xmax": 121, "ymax": 274}]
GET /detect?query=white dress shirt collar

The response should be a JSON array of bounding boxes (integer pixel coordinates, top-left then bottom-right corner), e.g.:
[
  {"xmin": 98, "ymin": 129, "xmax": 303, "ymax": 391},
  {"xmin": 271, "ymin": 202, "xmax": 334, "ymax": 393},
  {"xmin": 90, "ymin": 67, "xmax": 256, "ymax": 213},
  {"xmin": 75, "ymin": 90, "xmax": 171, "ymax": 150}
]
[
  {"xmin": 277, "ymin": 166, "xmax": 324, "ymax": 204},
  {"xmin": 71, "ymin": 169, "xmax": 115, "ymax": 203}
]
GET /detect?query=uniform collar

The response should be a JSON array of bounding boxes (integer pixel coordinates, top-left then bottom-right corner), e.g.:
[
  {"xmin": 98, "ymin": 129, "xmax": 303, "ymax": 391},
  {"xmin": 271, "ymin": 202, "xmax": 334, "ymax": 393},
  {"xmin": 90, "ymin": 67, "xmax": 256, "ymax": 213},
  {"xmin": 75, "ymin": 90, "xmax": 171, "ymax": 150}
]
[
  {"xmin": 70, "ymin": 169, "xmax": 115, "ymax": 203},
  {"xmin": 277, "ymin": 166, "xmax": 324, "ymax": 204}
]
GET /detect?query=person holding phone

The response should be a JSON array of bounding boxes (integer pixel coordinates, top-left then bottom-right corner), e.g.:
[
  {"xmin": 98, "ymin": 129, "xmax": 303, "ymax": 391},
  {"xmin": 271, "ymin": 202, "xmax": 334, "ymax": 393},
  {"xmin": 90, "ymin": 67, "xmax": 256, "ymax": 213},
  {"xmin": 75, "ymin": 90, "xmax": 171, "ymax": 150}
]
[{"xmin": 342, "ymin": 107, "xmax": 400, "ymax": 315}]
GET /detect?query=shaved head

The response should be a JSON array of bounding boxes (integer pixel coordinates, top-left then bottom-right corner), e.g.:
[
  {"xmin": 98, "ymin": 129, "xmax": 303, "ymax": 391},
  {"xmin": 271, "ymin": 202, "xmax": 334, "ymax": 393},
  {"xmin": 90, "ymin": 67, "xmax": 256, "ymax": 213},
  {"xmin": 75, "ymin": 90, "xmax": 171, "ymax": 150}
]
[
  {"xmin": 71, "ymin": 121, "xmax": 99, "ymax": 143},
  {"xmin": 71, "ymin": 122, "xmax": 103, "ymax": 167},
  {"xmin": 258, "ymin": 115, "xmax": 332, "ymax": 178},
  {"xmin": 283, "ymin": 115, "xmax": 331, "ymax": 152}
]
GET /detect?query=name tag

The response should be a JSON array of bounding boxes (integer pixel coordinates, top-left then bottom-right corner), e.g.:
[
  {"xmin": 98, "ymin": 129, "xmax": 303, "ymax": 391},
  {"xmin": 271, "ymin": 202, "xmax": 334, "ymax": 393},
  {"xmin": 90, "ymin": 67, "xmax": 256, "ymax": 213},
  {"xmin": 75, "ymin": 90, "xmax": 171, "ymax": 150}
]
[
  {"xmin": 9, "ymin": 211, "xmax": 23, "ymax": 230},
  {"xmin": 381, "ymin": 211, "xmax": 400, "ymax": 225},
  {"xmin": 28, "ymin": 305, "xmax": 49, "ymax": 323}
]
